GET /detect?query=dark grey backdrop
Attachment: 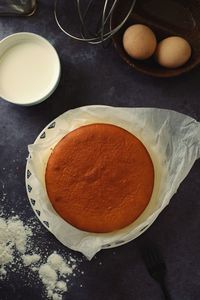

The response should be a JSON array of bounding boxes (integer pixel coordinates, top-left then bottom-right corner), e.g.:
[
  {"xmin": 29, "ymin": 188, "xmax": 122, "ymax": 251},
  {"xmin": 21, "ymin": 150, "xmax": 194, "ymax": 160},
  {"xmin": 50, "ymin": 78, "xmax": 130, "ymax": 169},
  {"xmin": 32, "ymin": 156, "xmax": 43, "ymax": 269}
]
[{"xmin": 0, "ymin": 1, "xmax": 200, "ymax": 299}]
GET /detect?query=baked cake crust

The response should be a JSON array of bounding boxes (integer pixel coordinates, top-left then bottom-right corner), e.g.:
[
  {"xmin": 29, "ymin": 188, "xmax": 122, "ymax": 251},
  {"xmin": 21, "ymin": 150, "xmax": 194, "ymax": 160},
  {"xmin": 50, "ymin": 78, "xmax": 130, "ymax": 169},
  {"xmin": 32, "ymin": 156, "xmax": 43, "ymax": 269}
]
[{"xmin": 45, "ymin": 124, "xmax": 154, "ymax": 233}]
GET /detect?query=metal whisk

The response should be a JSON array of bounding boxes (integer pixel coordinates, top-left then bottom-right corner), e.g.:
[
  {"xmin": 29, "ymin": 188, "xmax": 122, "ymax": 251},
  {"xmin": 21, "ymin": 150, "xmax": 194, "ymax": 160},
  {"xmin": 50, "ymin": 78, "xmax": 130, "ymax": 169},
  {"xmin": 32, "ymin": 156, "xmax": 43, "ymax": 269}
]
[{"xmin": 54, "ymin": 0, "xmax": 136, "ymax": 44}]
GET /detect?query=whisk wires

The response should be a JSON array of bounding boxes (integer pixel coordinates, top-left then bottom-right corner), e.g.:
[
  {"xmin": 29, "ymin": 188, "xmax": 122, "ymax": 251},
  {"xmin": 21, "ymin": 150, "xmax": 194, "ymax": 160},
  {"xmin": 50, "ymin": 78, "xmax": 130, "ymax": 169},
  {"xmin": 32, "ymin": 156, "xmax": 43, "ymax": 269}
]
[{"xmin": 54, "ymin": 0, "xmax": 136, "ymax": 44}]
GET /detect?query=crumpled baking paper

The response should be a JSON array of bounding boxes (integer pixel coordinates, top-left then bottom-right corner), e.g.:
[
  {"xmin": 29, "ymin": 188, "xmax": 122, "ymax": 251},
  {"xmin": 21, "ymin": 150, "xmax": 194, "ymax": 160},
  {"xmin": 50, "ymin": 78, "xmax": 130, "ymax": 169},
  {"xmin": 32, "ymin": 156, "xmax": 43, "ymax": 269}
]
[{"xmin": 27, "ymin": 106, "xmax": 200, "ymax": 259}]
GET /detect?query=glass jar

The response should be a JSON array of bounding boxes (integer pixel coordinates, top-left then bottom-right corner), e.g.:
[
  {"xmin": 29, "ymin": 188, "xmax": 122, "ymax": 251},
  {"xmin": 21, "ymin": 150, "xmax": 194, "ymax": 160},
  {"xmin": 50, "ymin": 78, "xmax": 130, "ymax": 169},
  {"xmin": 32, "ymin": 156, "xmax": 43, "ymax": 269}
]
[{"xmin": 0, "ymin": 0, "xmax": 36, "ymax": 16}]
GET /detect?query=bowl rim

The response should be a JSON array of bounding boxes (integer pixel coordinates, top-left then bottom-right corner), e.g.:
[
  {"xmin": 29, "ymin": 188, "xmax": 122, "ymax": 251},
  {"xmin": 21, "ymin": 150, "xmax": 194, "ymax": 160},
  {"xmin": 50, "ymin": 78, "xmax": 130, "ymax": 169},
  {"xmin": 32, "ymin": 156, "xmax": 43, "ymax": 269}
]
[{"xmin": 0, "ymin": 32, "xmax": 61, "ymax": 105}]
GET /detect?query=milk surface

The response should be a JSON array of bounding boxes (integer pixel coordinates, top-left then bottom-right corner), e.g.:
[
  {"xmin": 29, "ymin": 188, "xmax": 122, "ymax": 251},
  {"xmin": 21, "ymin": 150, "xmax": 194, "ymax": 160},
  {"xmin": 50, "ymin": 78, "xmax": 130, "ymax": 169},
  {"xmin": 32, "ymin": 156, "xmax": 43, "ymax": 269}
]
[{"xmin": 0, "ymin": 40, "xmax": 58, "ymax": 103}]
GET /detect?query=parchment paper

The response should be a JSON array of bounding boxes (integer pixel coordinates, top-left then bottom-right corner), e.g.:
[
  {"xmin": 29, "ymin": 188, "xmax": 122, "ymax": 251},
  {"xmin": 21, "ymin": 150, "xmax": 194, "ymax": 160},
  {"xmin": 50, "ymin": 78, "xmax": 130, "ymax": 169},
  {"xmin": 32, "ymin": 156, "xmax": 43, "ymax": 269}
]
[{"xmin": 27, "ymin": 106, "xmax": 200, "ymax": 259}]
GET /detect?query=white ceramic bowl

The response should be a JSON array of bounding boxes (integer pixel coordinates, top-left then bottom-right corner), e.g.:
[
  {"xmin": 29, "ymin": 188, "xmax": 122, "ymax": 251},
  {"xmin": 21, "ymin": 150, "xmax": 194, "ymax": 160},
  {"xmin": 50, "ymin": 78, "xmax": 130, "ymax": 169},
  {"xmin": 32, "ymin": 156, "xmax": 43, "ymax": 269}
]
[{"xmin": 0, "ymin": 32, "xmax": 61, "ymax": 106}]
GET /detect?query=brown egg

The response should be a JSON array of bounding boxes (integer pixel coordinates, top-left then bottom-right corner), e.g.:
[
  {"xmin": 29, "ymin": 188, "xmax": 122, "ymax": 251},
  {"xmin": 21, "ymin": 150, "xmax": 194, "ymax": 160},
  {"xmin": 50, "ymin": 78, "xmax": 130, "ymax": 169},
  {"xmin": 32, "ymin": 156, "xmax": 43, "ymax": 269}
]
[
  {"xmin": 155, "ymin": 36, "xmax": 192, "ymax": 68},
  {"xmin": 123, "ymin": 24, "xmax": 157, "ymax": 60}
]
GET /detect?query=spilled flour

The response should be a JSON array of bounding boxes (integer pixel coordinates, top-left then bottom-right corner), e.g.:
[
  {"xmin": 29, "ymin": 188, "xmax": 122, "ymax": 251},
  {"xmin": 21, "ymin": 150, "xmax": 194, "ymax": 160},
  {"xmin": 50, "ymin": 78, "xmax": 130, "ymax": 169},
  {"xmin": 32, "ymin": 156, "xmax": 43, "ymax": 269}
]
[
  {"xmin": 0, "ymin": 213, "xmax": 81, "ymax": 299},
  {"xmin": 0, "ymin": 216, "xmax": 32, "ymax": 276},
  {"xmin": 38, "ymin": 253, "xmax": 72, "ymax": 300}
]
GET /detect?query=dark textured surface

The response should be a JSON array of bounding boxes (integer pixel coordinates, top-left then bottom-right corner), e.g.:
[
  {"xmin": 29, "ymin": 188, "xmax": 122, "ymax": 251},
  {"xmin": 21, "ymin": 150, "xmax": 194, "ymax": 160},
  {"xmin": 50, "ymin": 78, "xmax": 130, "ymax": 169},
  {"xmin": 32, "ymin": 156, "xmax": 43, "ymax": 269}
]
[{"xmin": 0, "ymin": 1, "xmax": 200, "ymax": 300}]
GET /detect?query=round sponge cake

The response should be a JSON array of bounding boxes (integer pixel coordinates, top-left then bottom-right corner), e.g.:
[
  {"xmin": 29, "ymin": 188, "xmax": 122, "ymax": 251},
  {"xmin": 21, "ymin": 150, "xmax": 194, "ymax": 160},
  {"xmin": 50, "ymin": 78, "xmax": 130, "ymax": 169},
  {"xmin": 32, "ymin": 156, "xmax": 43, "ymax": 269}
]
[{"xmin": 45, "ymin": 124, "xmax": 154, "ymax": 233}]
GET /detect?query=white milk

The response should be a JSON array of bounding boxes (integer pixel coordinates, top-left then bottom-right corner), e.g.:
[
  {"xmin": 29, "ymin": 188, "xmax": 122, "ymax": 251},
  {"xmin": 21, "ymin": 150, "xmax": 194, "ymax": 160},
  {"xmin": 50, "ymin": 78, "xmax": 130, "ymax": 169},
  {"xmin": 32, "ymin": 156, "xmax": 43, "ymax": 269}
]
[{"xmin": 0, "ymin": 39, "xmax": 59, "ymax": 104}]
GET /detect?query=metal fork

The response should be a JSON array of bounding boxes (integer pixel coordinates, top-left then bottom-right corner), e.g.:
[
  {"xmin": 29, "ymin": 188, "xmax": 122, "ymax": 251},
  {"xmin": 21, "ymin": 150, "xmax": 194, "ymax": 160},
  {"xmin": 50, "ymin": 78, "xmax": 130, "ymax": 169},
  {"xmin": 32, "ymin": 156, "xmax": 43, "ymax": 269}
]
[{"xmin": 141, "ymin": 244, "xmax": 172, "ymax": 300}]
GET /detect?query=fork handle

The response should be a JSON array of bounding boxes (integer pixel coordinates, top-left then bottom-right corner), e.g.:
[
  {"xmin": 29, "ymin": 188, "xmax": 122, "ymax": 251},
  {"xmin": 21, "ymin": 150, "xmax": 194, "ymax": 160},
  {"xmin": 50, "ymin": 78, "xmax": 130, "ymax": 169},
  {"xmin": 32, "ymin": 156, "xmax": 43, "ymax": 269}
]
[{"xmin": 160, "ymin": 280, "xmax": 172, "ymax": 300}]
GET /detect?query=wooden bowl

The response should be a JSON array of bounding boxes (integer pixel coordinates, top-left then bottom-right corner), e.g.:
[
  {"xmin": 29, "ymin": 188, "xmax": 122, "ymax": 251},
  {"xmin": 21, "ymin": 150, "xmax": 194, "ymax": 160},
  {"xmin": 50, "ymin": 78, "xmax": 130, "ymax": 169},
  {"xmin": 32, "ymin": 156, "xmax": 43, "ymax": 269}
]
[{"xmin": 111, "ymin": 0, "xmax": 200, "ymax": 77}]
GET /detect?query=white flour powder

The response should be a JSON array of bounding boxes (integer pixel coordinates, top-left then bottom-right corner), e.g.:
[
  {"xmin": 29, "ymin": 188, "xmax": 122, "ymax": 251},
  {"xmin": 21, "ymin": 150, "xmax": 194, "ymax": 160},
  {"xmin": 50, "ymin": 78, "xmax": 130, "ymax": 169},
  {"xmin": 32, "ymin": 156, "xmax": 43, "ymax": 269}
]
[
  {"xmin": 0, "ymin": 214, "xmax": 80, "ymax": 299},
  {"xmin": 22, "ymin": 254, "xmax": 41, "ymax": 266},
  {"xmin": 38, "ymin": 253, "xmax": 71, "ymax": 299},
  {"xmin": 0, "ymin": 216, "xmax": 32, "ymax": 277}
]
